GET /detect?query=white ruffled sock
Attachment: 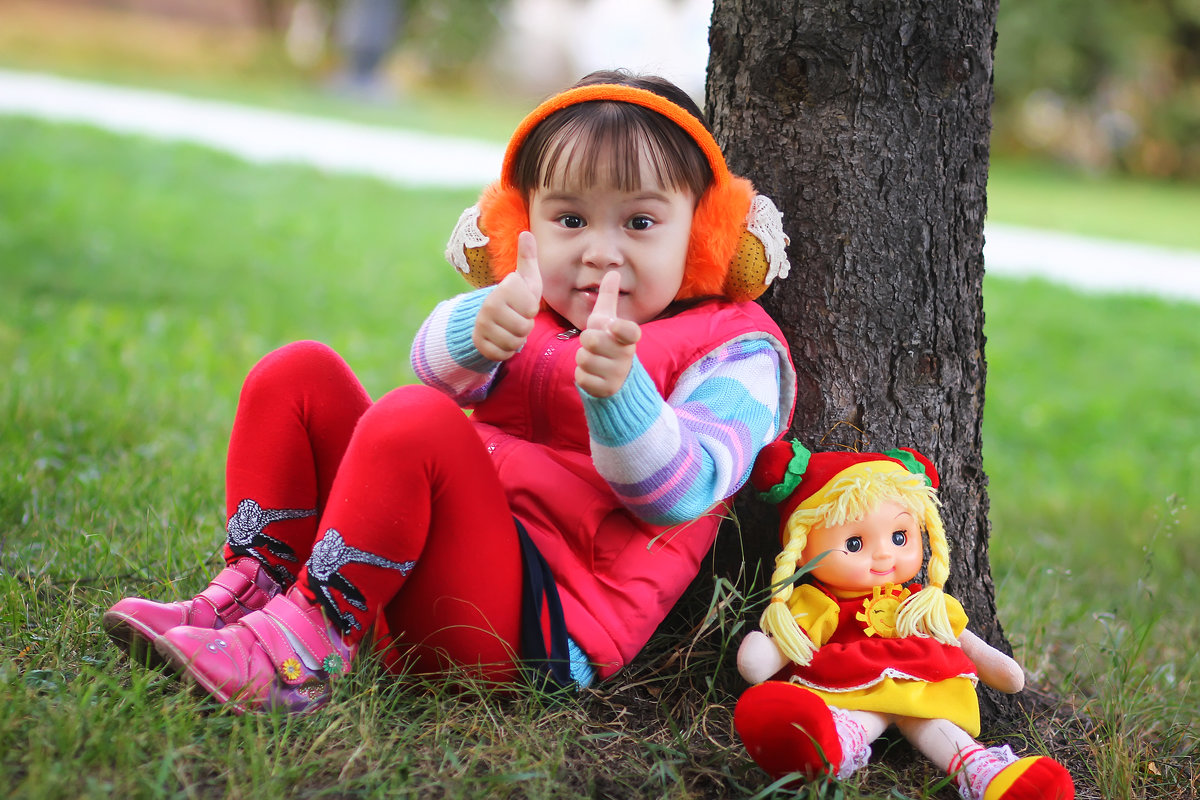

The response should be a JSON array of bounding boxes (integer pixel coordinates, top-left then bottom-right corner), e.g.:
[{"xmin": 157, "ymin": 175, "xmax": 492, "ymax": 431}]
[
  {"xmin": 829, "ymin": 706, "xmax": 873, "ymax": 779},
  {"xmin": 949, "ymin": 744, "xmax": 1019, "ymax": 800}
]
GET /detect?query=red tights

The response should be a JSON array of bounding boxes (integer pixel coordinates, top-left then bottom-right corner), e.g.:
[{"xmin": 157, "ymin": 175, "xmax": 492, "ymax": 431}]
[{"xmin": 221, "ymin": 340, "xmax": 523, "ymax": 683}]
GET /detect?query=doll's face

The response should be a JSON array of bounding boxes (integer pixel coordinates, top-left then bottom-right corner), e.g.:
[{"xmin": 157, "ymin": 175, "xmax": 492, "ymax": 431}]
[{"xmin": 802, "ymin": 500, "xmax": 924, "ymax": 599}]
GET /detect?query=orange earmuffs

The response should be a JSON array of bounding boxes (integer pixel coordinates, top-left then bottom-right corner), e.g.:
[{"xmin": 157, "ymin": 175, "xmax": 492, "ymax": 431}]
[{"xmin": 444, "ymin": 84, "xmax": 790, "ymax": 303}]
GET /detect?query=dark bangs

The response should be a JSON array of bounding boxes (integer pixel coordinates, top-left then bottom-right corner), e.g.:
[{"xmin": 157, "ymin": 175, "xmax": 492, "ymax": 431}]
[{"xmin": 512, "ymin": 101, "xmax": 713, "ymax": 199}]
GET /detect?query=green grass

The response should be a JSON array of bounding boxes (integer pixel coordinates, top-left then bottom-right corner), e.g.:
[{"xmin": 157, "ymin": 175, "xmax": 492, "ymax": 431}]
[
  {"xmin": 1, "ymin": 116, "xmax": 1197, "ymax": 799},
  {"xmin": 982, "ymin": 279, "xmax": 1199, "ymax": 798}
]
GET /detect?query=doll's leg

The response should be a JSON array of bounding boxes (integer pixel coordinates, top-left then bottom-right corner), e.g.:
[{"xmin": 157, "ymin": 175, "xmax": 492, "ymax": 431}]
[
  {"xmin": 896, "ymin": 717, "xmax": 1074, "ymax": 800},
  {"xmin": 156, "ymin": 384, "xmax": 524, "ymax": 711},
  {"xmin": 105, "ymin": 341, "xmax": 370, "ymax": 661},
  {"xmin": 830, "ymin": 707, "xmax": 887, "ymax": 777}
]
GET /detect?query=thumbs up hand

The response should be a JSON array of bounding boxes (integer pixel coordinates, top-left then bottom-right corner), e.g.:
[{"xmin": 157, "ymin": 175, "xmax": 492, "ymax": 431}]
[
  {"xmin": 575, "ymin": 271, "xmax": 642, "ymax": 398},
  {"xmin": 473, "ymin": 232, "xmax": 543, "ymax": 362}
]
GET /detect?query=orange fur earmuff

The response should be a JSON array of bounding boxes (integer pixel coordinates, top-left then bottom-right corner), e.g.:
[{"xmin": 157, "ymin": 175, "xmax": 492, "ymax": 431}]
[{"xmin": 444, "ymin": 84, "xmax": 790, "ymax": 303}]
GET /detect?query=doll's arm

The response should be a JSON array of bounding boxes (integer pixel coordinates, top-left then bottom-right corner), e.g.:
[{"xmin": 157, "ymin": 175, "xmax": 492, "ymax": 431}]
[
  {"xmin": 959, "ymin": 629, "xmax": 1025, "ymax": 693},
  {"xmin": 737, "ymin": 630, "xmax": 790, "ymax": 685}
]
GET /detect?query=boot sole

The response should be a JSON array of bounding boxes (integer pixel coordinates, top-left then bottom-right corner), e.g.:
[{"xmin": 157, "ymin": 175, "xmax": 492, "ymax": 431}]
[{"xmin": 102, "ymin": 610, "xmax": 172, "ymax": 671}]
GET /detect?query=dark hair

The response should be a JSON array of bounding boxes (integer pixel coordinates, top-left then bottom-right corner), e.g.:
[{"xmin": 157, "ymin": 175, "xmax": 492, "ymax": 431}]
[{"xmin": 510, "ymin": 70, "xmax": 714, "ymax": 200}]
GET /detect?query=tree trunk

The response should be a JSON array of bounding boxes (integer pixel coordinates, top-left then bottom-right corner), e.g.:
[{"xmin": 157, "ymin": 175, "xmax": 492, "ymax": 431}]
[{"xmin": 707, "ymin": 0, "xmax": 1017, "ymax": 723}]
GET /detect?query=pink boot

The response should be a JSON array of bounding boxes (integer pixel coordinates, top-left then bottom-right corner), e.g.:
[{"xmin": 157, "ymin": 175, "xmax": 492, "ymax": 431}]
[
  {"xmin": 103, "ymin": 557, "xmax": 282, "ymax": 666},
  {"xmin": 154, "ymin": 586, "xmax": 353, "ymax": 714}
]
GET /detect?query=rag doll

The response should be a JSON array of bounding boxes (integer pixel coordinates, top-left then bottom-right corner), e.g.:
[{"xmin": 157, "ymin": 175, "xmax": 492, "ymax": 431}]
[{"xmin": 734, "ymin": 440, "xmax": 1074, "ymax": 800}]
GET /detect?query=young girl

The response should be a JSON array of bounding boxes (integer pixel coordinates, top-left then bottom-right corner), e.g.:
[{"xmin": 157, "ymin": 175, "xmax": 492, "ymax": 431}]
[
  {"xmin": 102, "ymin": 70, "xmax": 797, "ymax": 713},
  {"xmin": 734, "ymin": 441, "xmax": 1074, "ymax": 800}
]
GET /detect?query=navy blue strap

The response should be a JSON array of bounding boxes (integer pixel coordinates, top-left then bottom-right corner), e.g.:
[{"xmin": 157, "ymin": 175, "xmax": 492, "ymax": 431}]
[{"xmin": 515, "ymin": 519, "xmax": 573, "ymax": 691}]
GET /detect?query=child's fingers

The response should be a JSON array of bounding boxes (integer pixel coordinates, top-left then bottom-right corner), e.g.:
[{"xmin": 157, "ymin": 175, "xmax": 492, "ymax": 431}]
[
  {"xmin": 474, "ymin": 268, "xmax": 540, "ymax": 360},
  {"xmin": 498, "ymin": 271, "xmax": 540, "ymax": 319},
  {"xmin": 515, "ymin": 231, "xmax": 543, "ymax": 299},
  {"xmin": 604, "ymin": 318, "xmax": 641, "ymax": 348},
  {"xmin": 588, "ymin": 271, "xmax": 622, "ymax": 328}
]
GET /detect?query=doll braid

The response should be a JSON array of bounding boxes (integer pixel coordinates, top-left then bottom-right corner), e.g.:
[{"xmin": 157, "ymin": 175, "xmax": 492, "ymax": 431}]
[
  {"xmin": 759, "ymin": 514, "xmax": 817, "ymax": 665},
  {"xmin": 895, "ymin": 489, "xmax": 956, "ymax": 645}
]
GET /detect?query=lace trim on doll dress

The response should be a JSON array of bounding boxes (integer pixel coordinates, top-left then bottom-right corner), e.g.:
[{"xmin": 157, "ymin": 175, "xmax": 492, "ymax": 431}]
[{"xmin": 788, "ymin": 665, "xmax": 980, "ymax": 694}]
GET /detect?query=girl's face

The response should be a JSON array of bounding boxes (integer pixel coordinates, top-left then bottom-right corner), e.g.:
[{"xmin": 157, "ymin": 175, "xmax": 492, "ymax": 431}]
[
  {"xmin": 802, "ymin": 500, "xmax": 924, "ymax": 599},
  {"xmin": 527, "ymin": 144, "xmax": 694, "ymax": 330}
]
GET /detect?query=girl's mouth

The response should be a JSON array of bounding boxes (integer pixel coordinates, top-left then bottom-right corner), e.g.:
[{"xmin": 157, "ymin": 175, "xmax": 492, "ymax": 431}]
[{"xmin": 577, "ymin": 286, "xmax": 629, "ymax": 297}]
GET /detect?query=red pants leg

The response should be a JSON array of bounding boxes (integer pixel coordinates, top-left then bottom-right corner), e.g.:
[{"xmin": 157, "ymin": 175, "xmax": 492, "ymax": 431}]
[
  {"xmin": 295, "ymin": 384, "xmax": 524, "ymax": 686},
  {"xmin": 222, "ymin": 340, "xmax": 371, "ymax": 585}
]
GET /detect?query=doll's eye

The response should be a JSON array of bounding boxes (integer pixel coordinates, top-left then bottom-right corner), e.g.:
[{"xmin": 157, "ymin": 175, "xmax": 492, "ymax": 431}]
[
  {"xmin": 845, "ymin": 537, "xmax": 863, "ymax": 553},
  {"xmin": 892, "ymin": 530, "xmax": 908, "ymax": 546}
]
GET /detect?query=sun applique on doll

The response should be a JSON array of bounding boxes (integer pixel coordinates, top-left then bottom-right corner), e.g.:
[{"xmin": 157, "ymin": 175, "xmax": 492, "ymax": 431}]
[{"xmin": 856, "ymin": 583, "xmax": 910, "ymax": 638}]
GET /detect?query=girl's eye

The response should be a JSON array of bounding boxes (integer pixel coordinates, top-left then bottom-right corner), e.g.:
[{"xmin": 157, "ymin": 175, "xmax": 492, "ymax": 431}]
[
  {"xmin": 559, "ymin": 215, "xmax": 585, "ymax": 229},
  {"xmin": 627, "ymin": 215, "xmax": 654, "ymax": 231},
  {"xmin": 891, "ymin": 530, "xmax": 908, "ymax": 546},
  {"xmin": 845, "ymin": 537, "xmax": 863, "ymax": 553}
]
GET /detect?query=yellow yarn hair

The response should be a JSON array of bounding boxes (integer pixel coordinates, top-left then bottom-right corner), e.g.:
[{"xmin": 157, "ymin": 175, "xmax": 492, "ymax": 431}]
[{"xmin": 759, "ymin": 468, "xmax": 956, "ymax": 665}]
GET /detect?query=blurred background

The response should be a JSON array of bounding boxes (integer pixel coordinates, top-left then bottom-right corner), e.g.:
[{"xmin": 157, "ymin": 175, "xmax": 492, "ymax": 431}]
[{"xmin": 2, "ymin": 0, "xmax": 1197, "ymax": 179}]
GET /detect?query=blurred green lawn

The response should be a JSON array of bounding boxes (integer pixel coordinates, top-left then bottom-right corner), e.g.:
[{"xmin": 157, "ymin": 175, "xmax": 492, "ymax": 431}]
[{"xmin": 987, "ymin": 159, "xmax": 1200, "ymax": 251}]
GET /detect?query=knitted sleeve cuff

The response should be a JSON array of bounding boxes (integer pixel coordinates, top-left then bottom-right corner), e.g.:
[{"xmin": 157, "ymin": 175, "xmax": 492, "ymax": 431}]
[
  {"xmin": 578, "ymin": 359, "xmax": 663, "ymax": 448},
  {"xmin": 442, "ymin": 287, "xmax": 501, "ymax": 374},
  {"xmin": 410, "ymin": 287, "xmax": 500, "ymax": 400}
]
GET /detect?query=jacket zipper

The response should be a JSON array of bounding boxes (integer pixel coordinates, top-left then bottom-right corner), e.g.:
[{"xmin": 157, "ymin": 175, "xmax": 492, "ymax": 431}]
[{"xmin": 530, "ymin": 326, "xmax": 579, "ymax": 443}]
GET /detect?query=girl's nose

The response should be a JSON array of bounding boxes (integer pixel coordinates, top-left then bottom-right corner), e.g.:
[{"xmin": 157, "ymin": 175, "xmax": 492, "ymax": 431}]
[{"xmin": 582, "ymin": 228, "xmax": 624, "ymax": 268}]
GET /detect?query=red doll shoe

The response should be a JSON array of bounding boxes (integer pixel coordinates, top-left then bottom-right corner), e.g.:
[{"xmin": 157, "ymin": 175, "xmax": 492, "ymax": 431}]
[
  {"xmin": 734, "ymin": 681, "xmax": 843, "ymax": 780},
  {"xmin": 154, "ymin": 585, "xmax": 353, "ymax": 714},
  {"xmin": 103, "ymin": 557, "xmax": 281, "ymax": 666}
]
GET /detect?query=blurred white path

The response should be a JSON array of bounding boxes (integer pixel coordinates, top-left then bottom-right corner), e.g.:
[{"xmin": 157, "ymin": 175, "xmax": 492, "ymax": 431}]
[
  {"xmin": 0, "ymin": 69, "xmax": 503, "ymax": 189},
  {"xmin": 2, "ymin": 68, "xmax": 1198, "ymax": 305}
]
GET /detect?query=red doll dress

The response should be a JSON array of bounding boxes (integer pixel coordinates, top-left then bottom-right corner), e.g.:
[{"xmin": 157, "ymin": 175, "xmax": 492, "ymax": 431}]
[{"xmin": 778, "ymin": 582, "xmax": 983, "ymax": 735}]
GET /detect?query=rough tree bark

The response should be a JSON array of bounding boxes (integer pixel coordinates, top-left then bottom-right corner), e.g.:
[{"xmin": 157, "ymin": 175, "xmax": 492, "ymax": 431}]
[{"xmin": 707, "ymin": 0, "xmax": 1019, "ymax": 724}]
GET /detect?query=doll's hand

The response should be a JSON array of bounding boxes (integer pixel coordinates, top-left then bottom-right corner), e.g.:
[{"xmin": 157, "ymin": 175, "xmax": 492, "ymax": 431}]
[
  {"xmin": 575, "ymin": 271, "xmax": 641, "ymax": 398},
  {"xmin": 737, "ymin": 630, "xmax": 789, "ymax": 685},
  {"xmin": 473, "ymin": 231, "xmax": 543, "ymax": 361},
  {"xmin": 959, "ymin": 629, "xmax": 1025, "ymax": 693}
]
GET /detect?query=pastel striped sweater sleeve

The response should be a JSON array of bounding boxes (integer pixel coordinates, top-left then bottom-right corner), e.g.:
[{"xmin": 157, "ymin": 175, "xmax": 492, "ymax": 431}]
[
  {"xmin": 582, "ymin": 335, "xmax": 784, "ymax": 526},
  {"xmin": 409, "ymin": 286, "xmax": 500, "ymax": 404}
]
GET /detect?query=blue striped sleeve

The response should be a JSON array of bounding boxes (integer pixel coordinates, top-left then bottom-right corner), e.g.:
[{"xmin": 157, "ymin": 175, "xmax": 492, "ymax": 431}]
[
  {"xmin": 410, "ymin": 287, "xmax": 500, "ymax": 403},
  {"xmin": 582, "ymin": 336, "xmax": 784, "ymax": 525}
]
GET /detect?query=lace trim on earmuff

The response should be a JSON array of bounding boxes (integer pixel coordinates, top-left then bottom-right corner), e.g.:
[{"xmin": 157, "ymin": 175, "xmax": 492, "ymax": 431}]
[
  {"xmin": 444, "ymin": 204, "xmax": 489, "ymax": 275},
  {"xmin": 746, "ymin": 194, "xmax": 791, "ymax": 285}
]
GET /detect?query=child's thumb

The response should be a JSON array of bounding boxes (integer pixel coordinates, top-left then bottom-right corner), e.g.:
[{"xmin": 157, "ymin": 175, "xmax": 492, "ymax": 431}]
[
  {"xmin": 590, "ymin": 270, "xmax": 621, "ymax": 324},
  {"xmin": 515, "ymin": 231, "xmax": 542, "ymax": 298}
]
